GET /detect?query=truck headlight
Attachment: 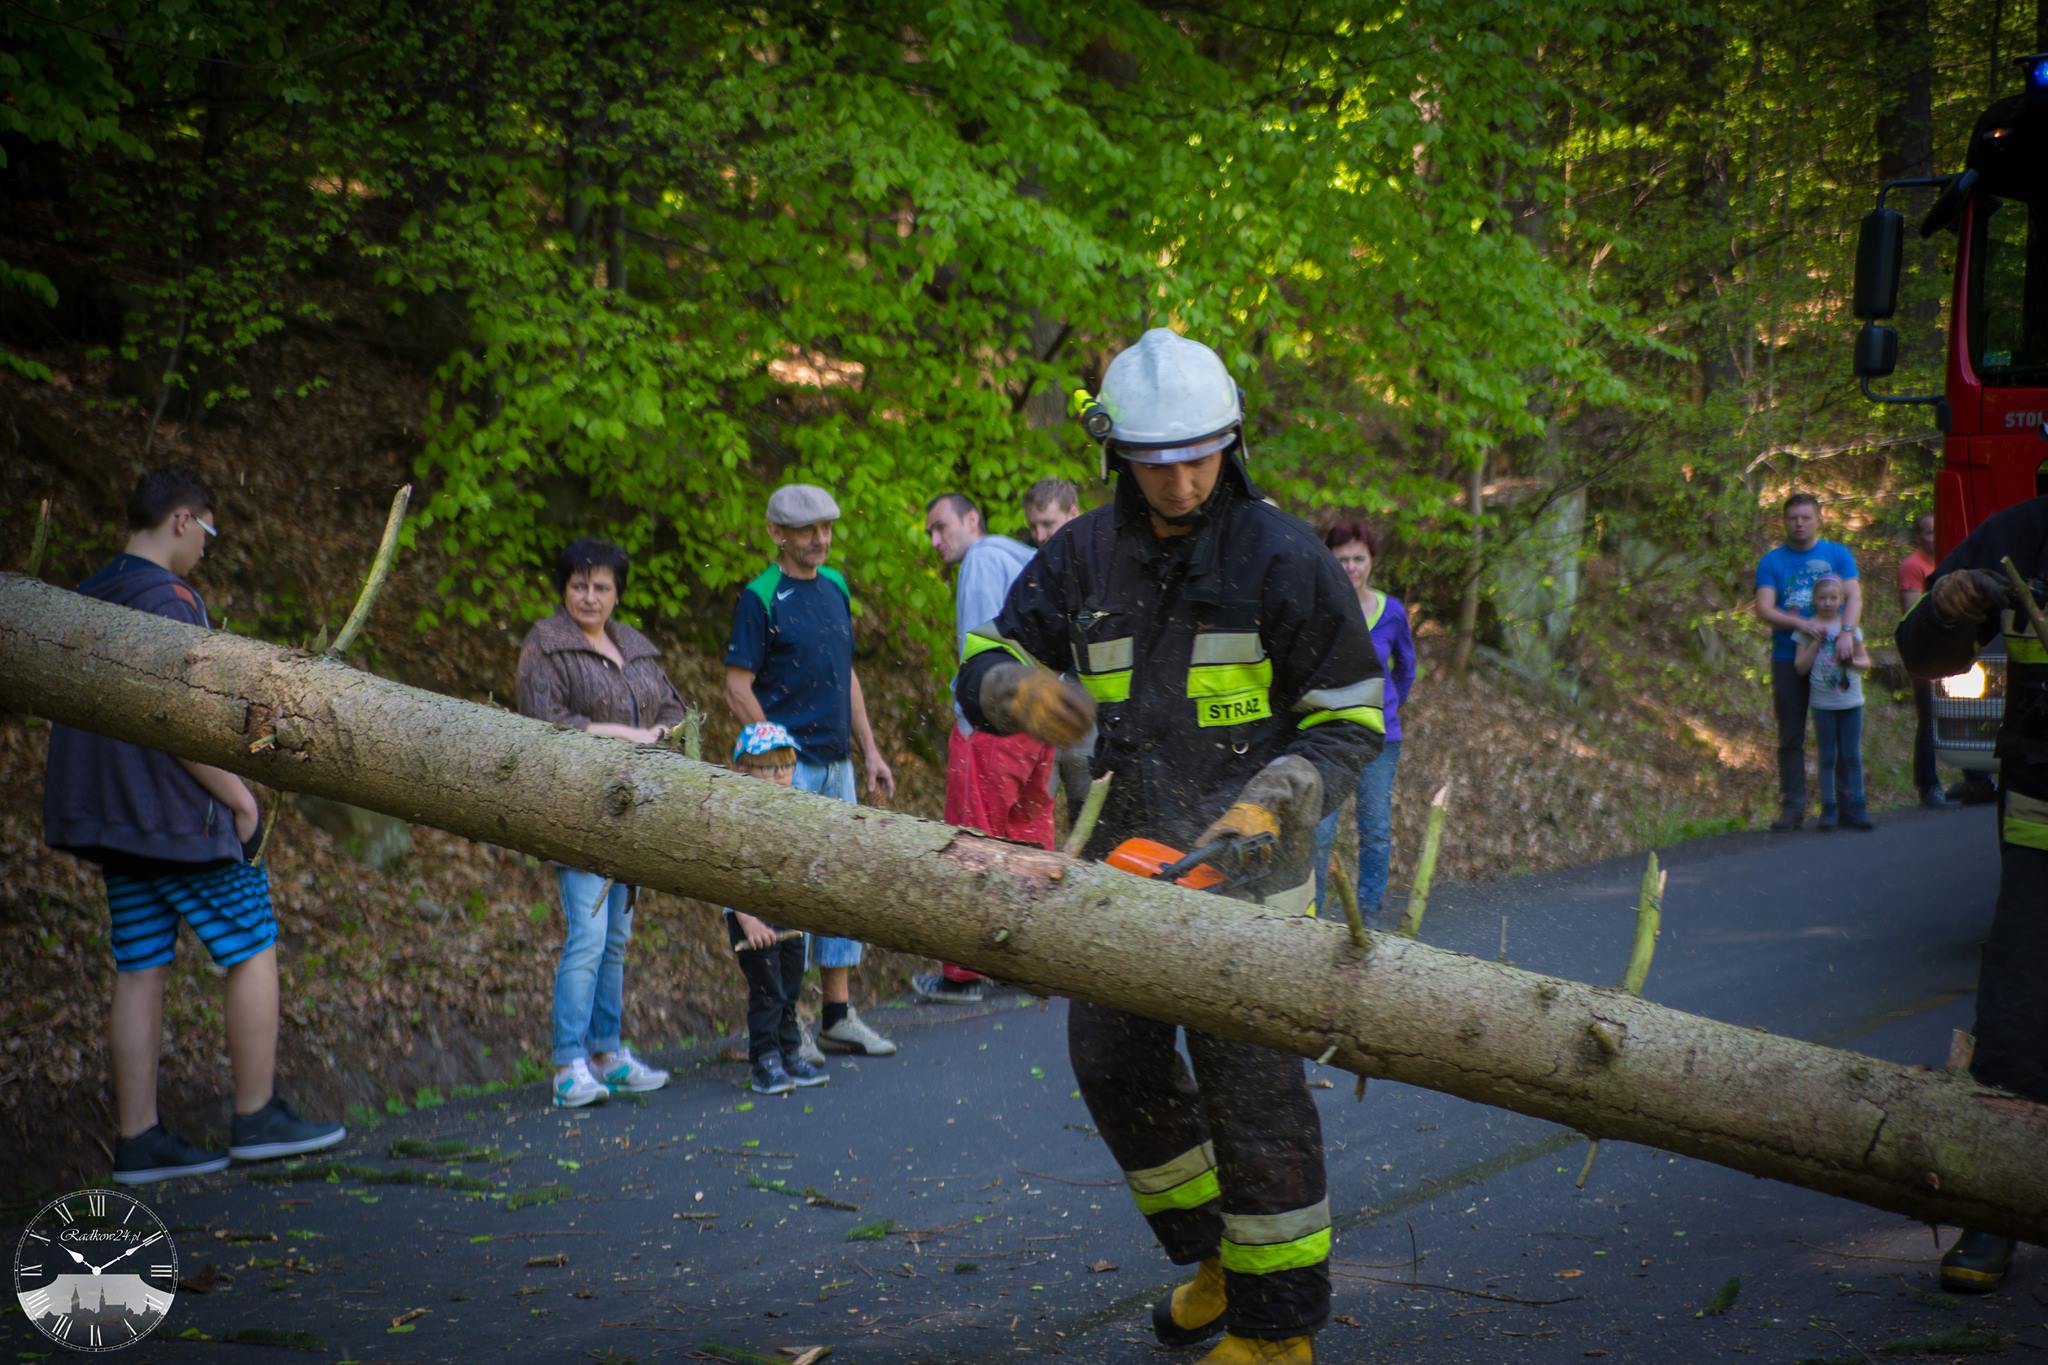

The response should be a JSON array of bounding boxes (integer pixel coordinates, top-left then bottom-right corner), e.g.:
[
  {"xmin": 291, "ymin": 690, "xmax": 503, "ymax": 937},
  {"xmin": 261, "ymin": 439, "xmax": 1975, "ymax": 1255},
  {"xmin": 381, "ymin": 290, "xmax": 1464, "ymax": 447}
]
[{"xmin": 1939, "ymin": 664, "xmax": 1988, "ymax": 699}]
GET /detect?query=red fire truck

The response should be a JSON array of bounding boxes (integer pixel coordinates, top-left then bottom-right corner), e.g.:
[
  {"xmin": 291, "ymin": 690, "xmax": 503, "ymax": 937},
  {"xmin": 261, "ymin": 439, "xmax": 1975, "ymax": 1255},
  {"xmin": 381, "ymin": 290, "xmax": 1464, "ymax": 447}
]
[{"xmin": 1853, "ymin": 53, "xmax": 2048, "ymax": 777}]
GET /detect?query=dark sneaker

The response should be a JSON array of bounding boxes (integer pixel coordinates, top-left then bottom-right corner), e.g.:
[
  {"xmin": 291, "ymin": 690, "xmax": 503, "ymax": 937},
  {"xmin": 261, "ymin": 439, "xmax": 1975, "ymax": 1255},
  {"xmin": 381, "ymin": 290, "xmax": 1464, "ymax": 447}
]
[
  {"xmin": 229, "ymin": 1096, "xmax": 346, "ymax": 1162},
  {"xmin": 1843, "ymin": 813, "xmax": 1875, "ymax": 831},
  {"xmin": 782, "ymin": 1054, "xmax": 830, "ymax": 1088},
  {"xmin": 113, "ymin": 1124, "xmax": 230, "ymax": 1185},
  {"xmin": 751, "ymin": 1054, "xmax": 796, "ymax": 1095},
  {"xmin": 1940, "ymin": 1229, "xmax": 2014, "ymax": 1293},
  {"xmin": 1815, "ymin": 814, "xmax": 1837, "ymax": 832},
  {"xmin": 911, "ymin": 971, "xmax": 984, "ymax": 1005},
  {"xmin": 1768, "ymin": 811, "xmax": 1803, "ymax": 833},
  {"xmin": 1920, "ymin": 787, "xmax": 1954, "ymax": 809}
]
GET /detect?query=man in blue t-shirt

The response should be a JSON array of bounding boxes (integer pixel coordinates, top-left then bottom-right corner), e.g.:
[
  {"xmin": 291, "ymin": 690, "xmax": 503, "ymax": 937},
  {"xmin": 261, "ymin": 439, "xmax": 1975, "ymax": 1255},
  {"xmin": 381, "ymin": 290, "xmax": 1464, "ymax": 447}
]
[
  {"xmin": 723, "ymin": 483, "xmax": 898, "ymax": 1059},
  {"xmin": 1753, "ymin": 492, "xmax": 1862, "ymax": 831}
]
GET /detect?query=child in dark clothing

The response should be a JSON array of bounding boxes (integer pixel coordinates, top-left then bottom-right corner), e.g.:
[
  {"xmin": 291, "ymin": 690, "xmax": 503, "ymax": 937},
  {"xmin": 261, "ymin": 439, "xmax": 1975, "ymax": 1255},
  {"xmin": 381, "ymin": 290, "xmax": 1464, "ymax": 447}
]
[{"xmin": 725, "ymin": 723, "xmax": 830, "ymax": 1095}]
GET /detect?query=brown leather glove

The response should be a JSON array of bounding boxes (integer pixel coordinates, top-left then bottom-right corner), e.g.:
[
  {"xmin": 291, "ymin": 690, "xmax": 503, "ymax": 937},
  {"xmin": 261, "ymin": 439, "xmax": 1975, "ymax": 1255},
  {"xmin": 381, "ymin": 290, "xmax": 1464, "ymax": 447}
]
[
  {"xmin": 981, "ymin": 664, "xmax": 1097, "ymax": 747},
  {"xmin": 1930, "ymin": 569, "xmax": 2006, "ymax": 625},
  {"xmin": 1197, "ymin": 755, "xmax": 1324, "ymax": 876},
  {"xmin": 1197, "ymin": 802, "xmax": 1283, "ymax": 872}
]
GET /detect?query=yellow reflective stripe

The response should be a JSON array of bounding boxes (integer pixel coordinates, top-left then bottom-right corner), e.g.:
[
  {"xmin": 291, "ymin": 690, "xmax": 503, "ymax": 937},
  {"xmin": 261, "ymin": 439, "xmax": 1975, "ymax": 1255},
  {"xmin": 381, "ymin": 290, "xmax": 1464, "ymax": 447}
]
[
  {"xmin": 1219, "ymin": 1200, "xmax": 1332, "ymax": 1275},
  {"xmin": 1295, "ymin": 678, "xmax": 1385, "ymax": 713},
  {"xmin": 1133, "ymin": 1168, "xmax": 1222, "ymax": 1215},
  {"xmin": 1260, "ymin": 878, "xmax": 1316, "ymax": 917},
  {"xmin": 963, "ymin": 631, "xmax": 1026, "ymax": 665},
  {"xmin": 1221, "ymin": 1228, "xmax": 1331, "ymax": 1274},
  {"xmin": 1081, "ymin": 670, "xmax": 1132, "ymax": 703},
  {"xmin": 1196, "ymin": 691, "xmax": 1271, "ymax": 727},
  {"xmin": 1126, "ymin": 1141, "xmax": 1218, "ymax": 1193},
  {"xmin": 2006, "ymin": 791, "xmax": 2048, "ymax": 850},
  {"xmin": 963, "ymin": 621, "xmax": 1049, "ymax": 672},
  {"xmin": 1187, "ymin": 659, "xmax": 1274, "ymax": 697},
  {"xmin": 1299, "ymin": 705, "xmax": 1385, "ymax": 733},
  {"xmin": 1190, "ymin": 632, "xmax": 1266, "ymax": 666},
  {"xmin": 2005, "ymin": 631, "xmax": 2048, "ymax": 665},
  {"xmin": 1126, "ymin": 1142, "xmax": 1220, "ymax": 1215},
  {"xmin": 1082, "ymin": 638, "xmax": 1134, "ymax": 672}
]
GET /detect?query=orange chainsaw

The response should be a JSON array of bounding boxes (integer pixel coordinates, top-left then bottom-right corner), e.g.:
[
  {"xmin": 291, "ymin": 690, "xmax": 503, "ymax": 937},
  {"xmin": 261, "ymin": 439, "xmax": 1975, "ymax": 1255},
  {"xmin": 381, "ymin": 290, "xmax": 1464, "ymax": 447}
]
[{"xmin": 1105, "ymin": 832, "xmax": 1276, "ymax": 893}]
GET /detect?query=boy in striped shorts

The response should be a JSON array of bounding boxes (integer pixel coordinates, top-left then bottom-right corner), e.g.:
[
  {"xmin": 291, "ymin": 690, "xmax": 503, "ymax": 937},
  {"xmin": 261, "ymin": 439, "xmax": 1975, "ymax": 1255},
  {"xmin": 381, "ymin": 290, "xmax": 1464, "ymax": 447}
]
[{"xmin": 42, "ymin": 466, "xmax": 345, "ymax": 1183}]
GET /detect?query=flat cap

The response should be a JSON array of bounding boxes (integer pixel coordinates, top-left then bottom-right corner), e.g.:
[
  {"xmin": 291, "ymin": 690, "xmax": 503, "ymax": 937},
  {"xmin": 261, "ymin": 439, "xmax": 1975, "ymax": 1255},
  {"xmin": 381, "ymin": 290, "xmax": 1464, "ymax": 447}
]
[{"xmin": 765, "ymin": 483, "xmax": 841, "ymax": 527}]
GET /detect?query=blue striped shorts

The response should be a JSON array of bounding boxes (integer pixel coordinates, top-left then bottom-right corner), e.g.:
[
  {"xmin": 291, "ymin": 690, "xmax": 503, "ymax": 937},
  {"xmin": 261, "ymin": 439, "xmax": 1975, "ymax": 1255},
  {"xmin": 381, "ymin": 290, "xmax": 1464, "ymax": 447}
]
[{"xmin": 105, "ymin": 860, "xmax": 279, "ymax": 973}]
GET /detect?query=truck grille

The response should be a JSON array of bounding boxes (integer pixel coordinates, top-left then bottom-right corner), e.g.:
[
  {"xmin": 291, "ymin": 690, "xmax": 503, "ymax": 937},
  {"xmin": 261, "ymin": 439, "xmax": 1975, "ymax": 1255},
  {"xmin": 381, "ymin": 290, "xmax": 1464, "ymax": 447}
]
[{"xmin": 1931, "ymin": 644, "xmax": 2006, "ymax": 759}]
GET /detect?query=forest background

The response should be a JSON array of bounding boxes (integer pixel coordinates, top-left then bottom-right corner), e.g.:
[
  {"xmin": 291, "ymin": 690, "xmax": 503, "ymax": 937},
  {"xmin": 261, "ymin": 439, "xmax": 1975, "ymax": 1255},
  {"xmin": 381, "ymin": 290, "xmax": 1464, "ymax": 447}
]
[{"xmin": 2, "ymin": 0, "xmax": 2042, "ymax": 1195}]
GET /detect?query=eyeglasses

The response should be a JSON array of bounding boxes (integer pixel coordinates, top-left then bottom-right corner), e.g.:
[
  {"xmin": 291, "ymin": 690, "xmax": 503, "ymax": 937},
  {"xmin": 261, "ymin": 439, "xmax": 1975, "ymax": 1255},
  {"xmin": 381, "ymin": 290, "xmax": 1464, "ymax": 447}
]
[{"xmin": 184, "ymin": 512, "xmax": 217, "ymax": 539}]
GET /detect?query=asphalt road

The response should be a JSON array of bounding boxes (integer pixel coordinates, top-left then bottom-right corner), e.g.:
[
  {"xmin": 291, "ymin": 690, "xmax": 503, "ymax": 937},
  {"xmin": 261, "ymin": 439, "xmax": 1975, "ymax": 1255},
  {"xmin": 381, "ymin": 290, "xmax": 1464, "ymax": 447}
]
[{"xmin": 8, "ymin": 804, "xmax": 2045, "ymax": 1364}]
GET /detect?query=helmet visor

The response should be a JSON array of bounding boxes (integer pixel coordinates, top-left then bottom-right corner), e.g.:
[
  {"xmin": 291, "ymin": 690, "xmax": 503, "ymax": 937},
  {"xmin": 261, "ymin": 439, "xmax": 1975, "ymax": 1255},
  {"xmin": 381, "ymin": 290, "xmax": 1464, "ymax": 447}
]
[{"xmin": 1114, "ymin": 431, "xmax": 1237, "ymax": 465}]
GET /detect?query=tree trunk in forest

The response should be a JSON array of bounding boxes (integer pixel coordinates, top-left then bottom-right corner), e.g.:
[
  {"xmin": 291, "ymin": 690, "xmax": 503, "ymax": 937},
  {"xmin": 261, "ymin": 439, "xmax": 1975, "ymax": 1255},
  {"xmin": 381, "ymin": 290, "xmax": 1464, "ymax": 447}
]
[
  {"xmin": 1450, "ymin": 455, "xmax": 1485, "ymax": 677},
  {"xmin": 2, "ymin": 573, "xmax": 2045, "ymax": 1242},
  {"xmin": 1874, "ymin": 0, "xmax": 1939, "ymax": 358},
  {"xmin": 1494, "ymin": 150, "xmax": 1585, "ymax": 681}
]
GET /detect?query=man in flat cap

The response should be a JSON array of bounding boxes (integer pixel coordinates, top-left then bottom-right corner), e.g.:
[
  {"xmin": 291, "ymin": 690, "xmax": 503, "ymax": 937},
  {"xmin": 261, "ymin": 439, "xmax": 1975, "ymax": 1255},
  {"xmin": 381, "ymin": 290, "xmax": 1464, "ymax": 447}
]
[{"xmin": 723, "ymin": 483, "xmax": 898, "ymax": 1059}]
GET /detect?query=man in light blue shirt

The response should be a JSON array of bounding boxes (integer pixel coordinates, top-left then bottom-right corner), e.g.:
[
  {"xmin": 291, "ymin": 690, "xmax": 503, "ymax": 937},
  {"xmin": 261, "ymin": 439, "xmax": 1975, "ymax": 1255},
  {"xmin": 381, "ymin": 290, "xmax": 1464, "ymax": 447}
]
[
  {"xmin": 1753, "ymin": 492, "xmax": 1861, "ymax": 831},
  {"xmin": 918, "ymin": 492, "xmax": 1054, "ymax": 1002}
]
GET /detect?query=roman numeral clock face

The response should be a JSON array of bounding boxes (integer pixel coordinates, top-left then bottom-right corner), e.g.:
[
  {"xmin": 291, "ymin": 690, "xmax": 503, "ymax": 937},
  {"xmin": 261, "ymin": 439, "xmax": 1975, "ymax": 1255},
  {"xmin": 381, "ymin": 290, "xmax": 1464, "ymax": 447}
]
[{"xmin": 14, "ymin": 1189, "xmax": 179, "ymax": 1352}]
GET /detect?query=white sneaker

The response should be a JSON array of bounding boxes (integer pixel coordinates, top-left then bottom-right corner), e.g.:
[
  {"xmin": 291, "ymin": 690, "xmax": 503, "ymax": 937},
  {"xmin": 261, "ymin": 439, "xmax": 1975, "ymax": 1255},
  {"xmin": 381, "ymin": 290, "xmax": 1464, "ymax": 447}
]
[
  {"xmin": 553, "ymin": 1058, "xmax": 610, "ymax": 1108},
  {"xmin": 817, "ymin": 1007, "xmax": 897, "ymax": 1057},
  {"xmin": 598, "ymin": 1047, "xmax": 670, "ymax": 1094},
  {"xmin": 795, "ymin": 1026, "xmax": 828, "ymax": 1069}
]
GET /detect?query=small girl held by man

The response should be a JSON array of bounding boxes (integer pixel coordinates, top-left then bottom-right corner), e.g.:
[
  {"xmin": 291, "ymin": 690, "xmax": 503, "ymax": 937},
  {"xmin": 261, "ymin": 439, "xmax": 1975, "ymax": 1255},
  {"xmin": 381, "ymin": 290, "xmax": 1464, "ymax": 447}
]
[{"xmin": 1794, "ymin": 574, "xmax": 1874, "ymax": 832}]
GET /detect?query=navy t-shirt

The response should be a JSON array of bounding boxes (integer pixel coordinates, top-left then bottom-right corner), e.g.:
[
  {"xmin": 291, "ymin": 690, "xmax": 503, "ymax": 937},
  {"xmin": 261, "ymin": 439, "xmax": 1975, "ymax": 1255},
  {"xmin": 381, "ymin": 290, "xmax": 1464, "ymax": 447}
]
[
  {"xmin": 43, "ymin": 555, "xmax": 245, "ymax": 869},
  {"xmin": 723, "ymin": 565, "xmax": 855, "ymax": 763}
]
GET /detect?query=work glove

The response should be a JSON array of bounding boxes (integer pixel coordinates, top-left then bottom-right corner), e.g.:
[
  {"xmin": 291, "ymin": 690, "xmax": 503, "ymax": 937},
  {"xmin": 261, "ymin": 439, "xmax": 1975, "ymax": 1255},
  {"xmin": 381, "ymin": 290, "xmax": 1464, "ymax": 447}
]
[
  {"xmin": 1929, "ymin": 569, "xmax": 2007, "ymax": 625},
  {"xmin": 981, "ymin": 663, "xmax": 1097, "ymax": 747},
  {"xmin": 1197, "ymin": 755, "xmax": 1323, "ymax": 879}
]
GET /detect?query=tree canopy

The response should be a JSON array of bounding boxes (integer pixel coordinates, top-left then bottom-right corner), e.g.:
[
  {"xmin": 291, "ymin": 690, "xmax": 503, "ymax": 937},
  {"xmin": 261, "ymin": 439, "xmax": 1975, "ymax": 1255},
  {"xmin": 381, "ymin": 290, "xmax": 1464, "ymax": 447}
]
[{"xmin": 4, "ymin": 0, "xmax": 2041, "ymax": 663}]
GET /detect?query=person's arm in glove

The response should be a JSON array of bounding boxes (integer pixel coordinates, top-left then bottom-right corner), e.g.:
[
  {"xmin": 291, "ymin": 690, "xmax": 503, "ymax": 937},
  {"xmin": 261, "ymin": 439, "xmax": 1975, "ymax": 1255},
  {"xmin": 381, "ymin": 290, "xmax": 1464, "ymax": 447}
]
[
  {"xmin": 1900, "ymin": 567, "xmax": 2010, "ymax": 682},
  {"xmin": 1930, "ymin": 569, "xmax": 2007, "ymax": 625},
  {"xmin": 978, "ymin": 664, "xmax": 1096, "ymax": 747},
  {"xmin": 1196, "ymin": 754, "xmax": 1323, "ymax": 875}
]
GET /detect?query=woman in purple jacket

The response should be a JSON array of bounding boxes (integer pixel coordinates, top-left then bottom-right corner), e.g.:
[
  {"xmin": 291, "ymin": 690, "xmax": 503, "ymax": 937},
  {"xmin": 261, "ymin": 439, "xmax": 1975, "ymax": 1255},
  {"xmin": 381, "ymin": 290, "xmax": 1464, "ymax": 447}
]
[{"xmin": 1313, "ymin": 519, "xmax": 1417, "ymax": 916}]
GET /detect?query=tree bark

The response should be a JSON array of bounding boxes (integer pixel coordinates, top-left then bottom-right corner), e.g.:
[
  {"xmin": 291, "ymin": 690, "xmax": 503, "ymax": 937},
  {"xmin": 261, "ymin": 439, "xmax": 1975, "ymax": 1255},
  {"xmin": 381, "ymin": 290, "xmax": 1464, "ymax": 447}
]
[{"xmin": 2, "ymin": 573, "xmax": 2044, "ymax": 1242}]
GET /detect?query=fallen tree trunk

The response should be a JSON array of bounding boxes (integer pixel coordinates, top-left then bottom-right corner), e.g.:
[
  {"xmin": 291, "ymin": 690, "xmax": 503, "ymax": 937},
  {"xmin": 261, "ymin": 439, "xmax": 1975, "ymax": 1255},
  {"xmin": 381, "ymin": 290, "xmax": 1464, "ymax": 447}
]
[{"xmin": 2, "ymin": 573, "xmax": 2043, "ymax": 1241}]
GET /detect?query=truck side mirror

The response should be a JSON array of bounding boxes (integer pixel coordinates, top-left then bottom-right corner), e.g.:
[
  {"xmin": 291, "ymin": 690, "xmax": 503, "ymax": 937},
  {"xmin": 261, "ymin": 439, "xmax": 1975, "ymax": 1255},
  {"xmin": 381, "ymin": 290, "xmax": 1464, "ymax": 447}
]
[
  {"xmin": 1854, "ymin": 322, "xmax": 1898, "ymax": 379},
  {"xmin": 1854, "ymin": 208, "xmax": 1904, "ymax": 320}
]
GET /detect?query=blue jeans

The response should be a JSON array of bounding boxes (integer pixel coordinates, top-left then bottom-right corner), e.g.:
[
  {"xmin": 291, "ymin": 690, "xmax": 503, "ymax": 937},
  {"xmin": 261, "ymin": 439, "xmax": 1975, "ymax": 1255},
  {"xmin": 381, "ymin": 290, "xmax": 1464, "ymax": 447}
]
[
  {"xmin": 794, "ymin": 756, "xmax": 864, "ymax": 968},
  {"xmin": 1313, "ymin": 739, "xmax": 1402, "ymax": 914},
  {"xmin": 552, "ymin": 868, "xmax": 632, "ymax": 1066},
  {"xmin": 1812, "ymin": 706, "xmax": 1866, "ymax": 820}
]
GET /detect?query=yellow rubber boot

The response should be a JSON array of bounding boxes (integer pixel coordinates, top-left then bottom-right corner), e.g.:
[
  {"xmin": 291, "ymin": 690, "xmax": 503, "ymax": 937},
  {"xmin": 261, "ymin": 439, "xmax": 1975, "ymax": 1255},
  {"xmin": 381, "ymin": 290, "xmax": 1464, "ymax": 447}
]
[
  {"xmin": 1197, "ymin": 1333, "xmax": 1314, "ymax": 1364},
  {"xmin": 1151, "ymin": 1255, "xmax": 1227, "ymax": 1347}
]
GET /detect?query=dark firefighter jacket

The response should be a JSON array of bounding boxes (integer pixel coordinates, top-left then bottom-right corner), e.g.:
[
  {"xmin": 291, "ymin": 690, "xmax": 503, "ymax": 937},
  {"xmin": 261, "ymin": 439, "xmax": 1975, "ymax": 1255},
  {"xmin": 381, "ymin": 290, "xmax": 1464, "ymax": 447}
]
[
  {"xmin": 954, "ymin": 462, "xmax": 1385, "ymax": 902},
  {"xmin": 1896, "ymin": 495, "xmax": 2048, "ymax": 766}
]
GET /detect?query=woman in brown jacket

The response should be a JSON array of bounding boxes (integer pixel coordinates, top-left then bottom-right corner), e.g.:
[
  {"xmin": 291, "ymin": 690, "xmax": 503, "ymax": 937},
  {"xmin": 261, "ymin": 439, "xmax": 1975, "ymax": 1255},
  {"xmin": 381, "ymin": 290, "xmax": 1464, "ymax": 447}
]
[{"xmin": 515, "ymin": 538, "xmax": 687, "ymax": 1108}]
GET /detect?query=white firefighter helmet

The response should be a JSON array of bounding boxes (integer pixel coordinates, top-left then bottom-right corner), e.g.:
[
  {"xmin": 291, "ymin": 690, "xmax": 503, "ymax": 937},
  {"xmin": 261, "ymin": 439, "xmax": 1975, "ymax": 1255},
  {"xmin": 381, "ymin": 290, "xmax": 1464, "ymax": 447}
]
[{"xmin": 1085, "ymin": 329, "xmax": 1243, "ymax": 480}]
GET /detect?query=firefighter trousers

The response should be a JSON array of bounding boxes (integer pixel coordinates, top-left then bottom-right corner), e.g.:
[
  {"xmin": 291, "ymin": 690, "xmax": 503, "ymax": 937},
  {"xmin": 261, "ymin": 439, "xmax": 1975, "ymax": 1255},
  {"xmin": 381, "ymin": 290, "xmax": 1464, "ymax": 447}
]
[
  {"xmin": 1974, "ymin": 762, "xmax": 2048, "ymax": 1106},
  {"xmin": 1067, "ymin": 998, "xmax": 1330, "ymax": 1339}
]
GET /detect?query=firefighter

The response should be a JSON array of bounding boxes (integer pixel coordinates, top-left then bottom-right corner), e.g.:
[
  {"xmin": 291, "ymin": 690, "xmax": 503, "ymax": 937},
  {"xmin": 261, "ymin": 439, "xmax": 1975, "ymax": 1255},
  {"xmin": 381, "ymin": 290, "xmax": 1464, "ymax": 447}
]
[
  {"xmin": 955, "ymin": 329, "xmax": 1385, "ymax": 1363},
  {"xmin": 1895, "ymin": 493, "xmax": 2048, "ymax": 1293}
]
